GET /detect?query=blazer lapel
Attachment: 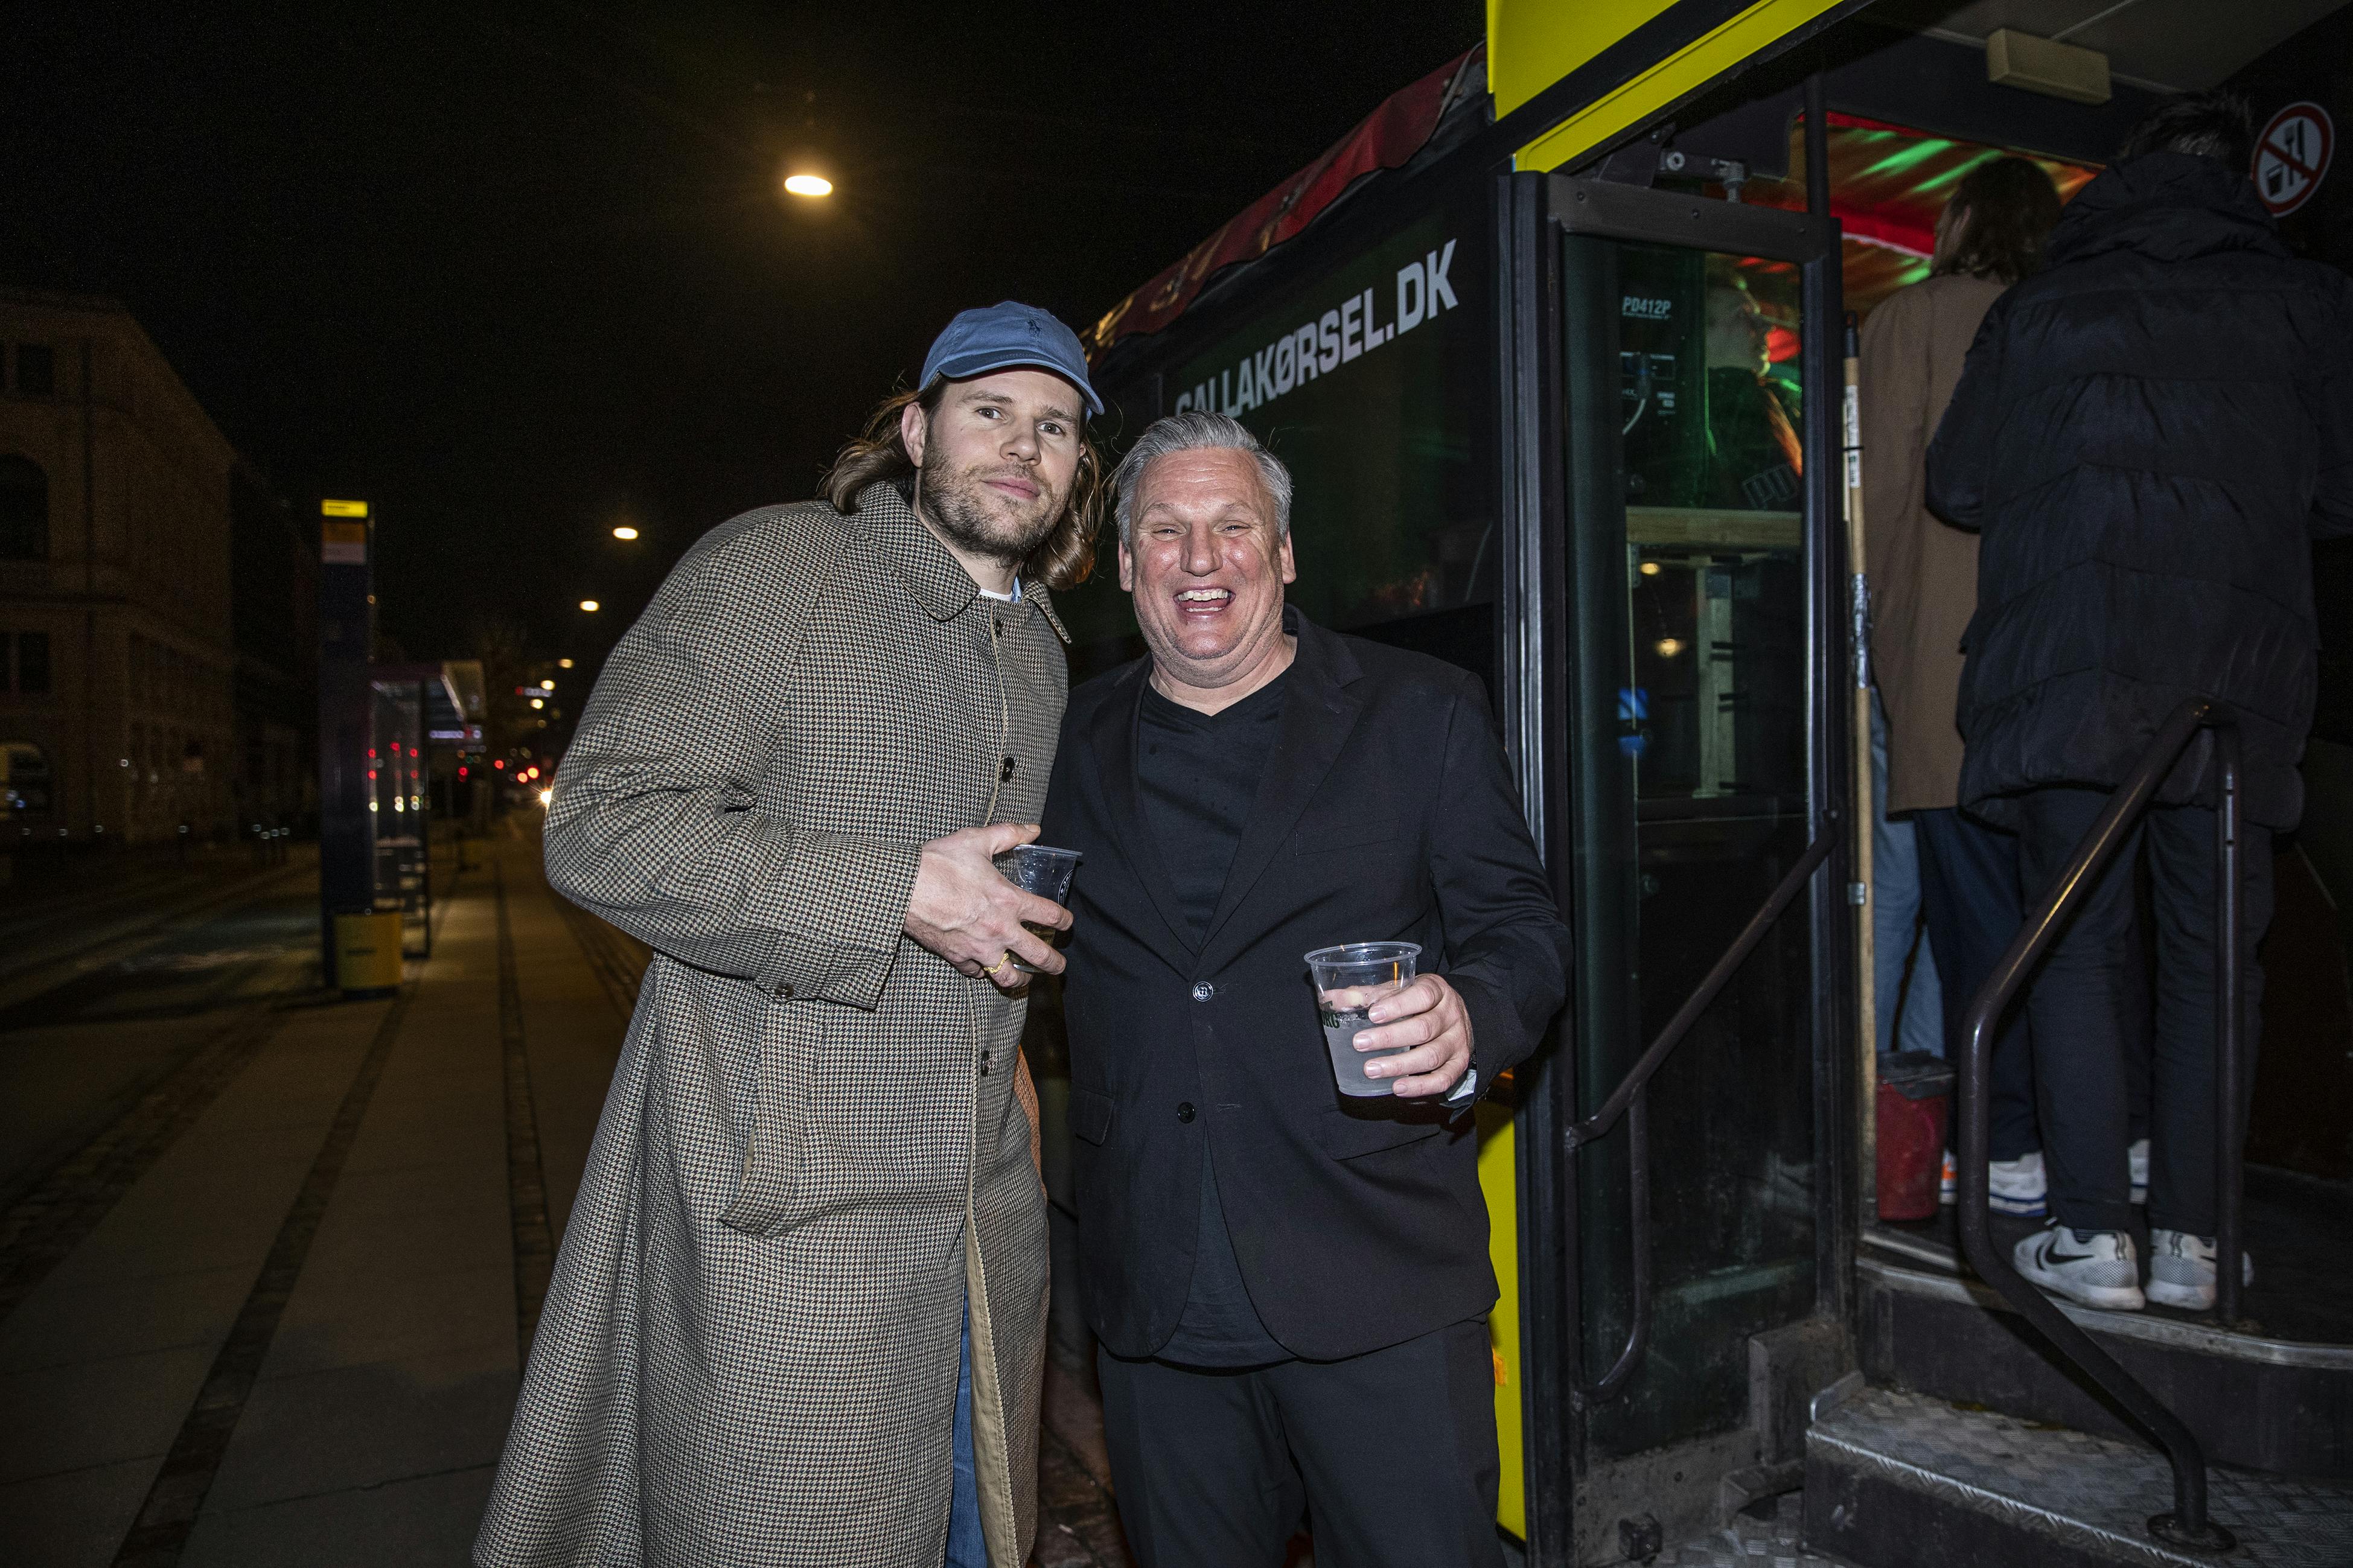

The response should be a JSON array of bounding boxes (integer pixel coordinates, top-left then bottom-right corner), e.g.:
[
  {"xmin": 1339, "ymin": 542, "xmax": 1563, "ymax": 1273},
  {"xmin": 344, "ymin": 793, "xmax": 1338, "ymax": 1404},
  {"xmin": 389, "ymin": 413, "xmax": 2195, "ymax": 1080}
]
[
  {"xmin": 1086, "ymin": 661, "xmax": 1201, "ymax": 960},
  {"xmin": 1195, "ymin": 611, "xmax": 1364, "ymax": 971}
]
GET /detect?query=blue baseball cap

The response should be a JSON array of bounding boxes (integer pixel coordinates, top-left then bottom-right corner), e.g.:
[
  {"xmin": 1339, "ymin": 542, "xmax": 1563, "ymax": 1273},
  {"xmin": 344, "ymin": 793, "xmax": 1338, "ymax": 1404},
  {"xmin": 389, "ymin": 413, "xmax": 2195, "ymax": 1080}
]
[{"xmin": 919, "ymin": 301, "xmax": 1102, "ymax": 418}]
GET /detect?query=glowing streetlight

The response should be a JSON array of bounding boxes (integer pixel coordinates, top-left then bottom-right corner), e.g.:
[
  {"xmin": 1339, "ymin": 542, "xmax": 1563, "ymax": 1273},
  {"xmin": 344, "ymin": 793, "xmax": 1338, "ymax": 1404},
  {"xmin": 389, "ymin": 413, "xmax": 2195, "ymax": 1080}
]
[
  {"xmin": 557, "ymin": 658, "xmax": 574, "ymax": 669},
  {"xmin": 537, "ymin": 788, "xmax": 554, "ymax": 807},
  {"xmin": 784, "ymin": 173, "xmax": 833, "ymax": 198},
  {"xmin": 530, "ymin": 698, "xmax": 545, "ymax": 710},
  {"xmin": 540, "ymin": 679, "xmax": 555, "ymax": 690},
  {"xmin": 579, "ymin": 599, "xmax": 600, "ymax": 612},
  {"xmin": 612, "ymin": 525, "xmax": 640, "ymax": 540}
]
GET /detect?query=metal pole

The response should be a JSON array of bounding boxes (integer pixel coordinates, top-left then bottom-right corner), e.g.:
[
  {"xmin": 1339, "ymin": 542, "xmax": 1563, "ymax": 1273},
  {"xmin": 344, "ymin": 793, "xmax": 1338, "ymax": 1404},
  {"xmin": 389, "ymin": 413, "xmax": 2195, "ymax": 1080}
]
[
  {"xmin": 1579, "ymin": 1089, "xmax": 1650, "ymax": 1398},
  {"xmin": 1955, "ymin": 696, "xmax": 2232, "ymax": 1552},
  {"xmin": 81, "ymin": 339, "xmax": 98, "ymax": 839},
  {"xmin": 1571, "ymin": 830, "xmax": 1834, "ymax": 1147},
  {"xmin": 1567, "ymin": 831, "xmax": 1831, "ymax": 1400},
  {"xmin": 2214, "ymin": 724, "xmax": 2244, "ymax": 1326}
]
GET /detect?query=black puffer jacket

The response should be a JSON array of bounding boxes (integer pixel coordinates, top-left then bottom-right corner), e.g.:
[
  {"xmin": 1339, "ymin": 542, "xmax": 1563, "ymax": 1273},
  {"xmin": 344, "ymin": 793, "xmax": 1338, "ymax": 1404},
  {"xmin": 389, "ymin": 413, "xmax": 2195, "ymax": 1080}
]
[{"xmin": 1927, "ymin": 153, "xmax": 2353, "ymax": 830}]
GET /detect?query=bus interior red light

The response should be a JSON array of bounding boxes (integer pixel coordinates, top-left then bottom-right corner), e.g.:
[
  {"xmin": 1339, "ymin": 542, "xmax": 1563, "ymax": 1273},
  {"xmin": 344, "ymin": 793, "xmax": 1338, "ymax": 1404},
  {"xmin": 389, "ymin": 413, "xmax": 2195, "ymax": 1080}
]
[{"xmin": 1738, "ymin": 114, "xmax": 2098, "ymax": 319}]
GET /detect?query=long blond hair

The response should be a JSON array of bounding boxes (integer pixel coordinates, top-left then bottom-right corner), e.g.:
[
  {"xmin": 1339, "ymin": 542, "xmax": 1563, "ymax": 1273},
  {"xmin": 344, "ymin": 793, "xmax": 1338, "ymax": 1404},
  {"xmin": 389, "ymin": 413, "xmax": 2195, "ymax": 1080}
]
[{"xmin": 820, "ymin": 381, "xmax": 1106, "ymax": 592}]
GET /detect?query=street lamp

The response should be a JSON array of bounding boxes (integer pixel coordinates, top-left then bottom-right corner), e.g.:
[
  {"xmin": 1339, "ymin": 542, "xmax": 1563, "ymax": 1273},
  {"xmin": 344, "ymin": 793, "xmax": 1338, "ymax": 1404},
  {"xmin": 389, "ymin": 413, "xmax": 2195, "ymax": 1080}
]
[
  {"xmin": 784, "ymin": 173, "xmax": 833, "ymax": 198},
  {"xmin": 612, "ymin": 525, "xmax": 639, "ymax": 540},
  {"xmin": 540, "ymin": 679, "xmax": 555, "ymax": 690},
  {"xmin": 579, "ymin": 599, "xmax": 600, "ymax": 613}
]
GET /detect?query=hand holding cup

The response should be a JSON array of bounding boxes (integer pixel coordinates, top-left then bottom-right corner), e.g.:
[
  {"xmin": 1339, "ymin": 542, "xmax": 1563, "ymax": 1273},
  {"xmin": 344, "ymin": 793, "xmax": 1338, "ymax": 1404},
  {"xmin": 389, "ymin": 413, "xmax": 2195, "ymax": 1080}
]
[
  {"xmin": 905, "ymin": 823, "xmax": 1072, "ymax": 990},
  {"xmin": 1347, "ymin": 974, "xmax": 1473, "ymax": 1098}
]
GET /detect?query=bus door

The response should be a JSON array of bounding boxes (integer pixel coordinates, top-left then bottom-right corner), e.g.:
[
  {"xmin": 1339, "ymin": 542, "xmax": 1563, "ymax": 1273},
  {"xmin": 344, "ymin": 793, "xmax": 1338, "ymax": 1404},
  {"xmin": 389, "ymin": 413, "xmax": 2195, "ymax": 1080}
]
[{"xmin": 1505, "ymin": 173, "xmax": 1850, "ymax": 1563}]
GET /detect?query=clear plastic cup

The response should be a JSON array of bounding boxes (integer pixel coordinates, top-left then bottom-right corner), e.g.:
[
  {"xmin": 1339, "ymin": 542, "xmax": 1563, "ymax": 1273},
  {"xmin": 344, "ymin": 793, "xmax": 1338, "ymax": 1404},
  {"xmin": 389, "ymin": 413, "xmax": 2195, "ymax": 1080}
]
[
  {"xmin": 992, "ymin": 844, "xmax": 1081, "ymax": 973},
  {"xmin": 1304, "ymin": 941, "xmax": 1422, "ymax": 1097}
]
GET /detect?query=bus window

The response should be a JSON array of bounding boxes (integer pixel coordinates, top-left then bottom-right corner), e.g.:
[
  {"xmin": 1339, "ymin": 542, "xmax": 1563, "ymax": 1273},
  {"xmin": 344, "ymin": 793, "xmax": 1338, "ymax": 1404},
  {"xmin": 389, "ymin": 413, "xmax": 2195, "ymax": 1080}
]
[
  {"xmin": 1062, "ymin": 196, "xmax": 1495, "ymax": 689},
  {"xmin": 1620, "ymin": 246, "xmax": 1807, "ymax": 806},
  {"xmin": 1563, "ymin": 231, "xmax": 1816, "ymax": 1462}
]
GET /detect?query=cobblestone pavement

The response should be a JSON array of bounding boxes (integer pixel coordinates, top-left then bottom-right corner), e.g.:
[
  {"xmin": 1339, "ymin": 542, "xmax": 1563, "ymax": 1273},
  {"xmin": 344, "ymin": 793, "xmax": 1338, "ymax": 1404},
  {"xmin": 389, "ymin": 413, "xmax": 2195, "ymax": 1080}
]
[{"xmin": 0, "ymin": 832, "xmax": 1152, "ymax": 1566}]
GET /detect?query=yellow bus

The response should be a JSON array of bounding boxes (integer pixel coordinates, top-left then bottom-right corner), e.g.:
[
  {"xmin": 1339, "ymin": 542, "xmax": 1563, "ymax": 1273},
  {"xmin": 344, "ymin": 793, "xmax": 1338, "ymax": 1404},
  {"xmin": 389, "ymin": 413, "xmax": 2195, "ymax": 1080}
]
[{"xmin": 1038, "ymin": 4, "xmax": 2353, "ymax": 1563}]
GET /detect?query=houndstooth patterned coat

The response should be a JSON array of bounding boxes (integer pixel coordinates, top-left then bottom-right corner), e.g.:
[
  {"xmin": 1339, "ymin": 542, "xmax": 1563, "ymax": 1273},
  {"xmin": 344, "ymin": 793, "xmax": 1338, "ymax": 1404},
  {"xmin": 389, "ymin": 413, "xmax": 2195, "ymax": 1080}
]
[{"xmin": 476, "ymin": 482, "xmax": 1065, "ymax": 1568}]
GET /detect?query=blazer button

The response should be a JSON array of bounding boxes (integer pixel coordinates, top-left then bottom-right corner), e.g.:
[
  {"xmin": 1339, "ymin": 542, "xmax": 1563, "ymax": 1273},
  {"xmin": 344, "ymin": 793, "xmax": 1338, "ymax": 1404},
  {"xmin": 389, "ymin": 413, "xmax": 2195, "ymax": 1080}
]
[
  {"xmin": 1176, "ymin": 1102, "xmax": 1196, "ymax": 1123},
  {"xmin": 1191, "ymin": 981, "xmax": 1213, "ymax": 1002},
  {"xmin": 1000, "ymin": 756, "xmax": 1016, "ymax": 782}
]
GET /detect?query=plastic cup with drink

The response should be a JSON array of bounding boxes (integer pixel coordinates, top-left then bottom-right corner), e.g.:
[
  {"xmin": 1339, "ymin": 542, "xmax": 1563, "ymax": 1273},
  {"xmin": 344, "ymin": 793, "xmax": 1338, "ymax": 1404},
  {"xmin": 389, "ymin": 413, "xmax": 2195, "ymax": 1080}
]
[
  {"xmin": 1304, "ymin": 941, "xmax": 1423, "ymax": 1097},
  {"xmin": 991, "ymin": 843, "xmax": 1081, "ymax": 972}
]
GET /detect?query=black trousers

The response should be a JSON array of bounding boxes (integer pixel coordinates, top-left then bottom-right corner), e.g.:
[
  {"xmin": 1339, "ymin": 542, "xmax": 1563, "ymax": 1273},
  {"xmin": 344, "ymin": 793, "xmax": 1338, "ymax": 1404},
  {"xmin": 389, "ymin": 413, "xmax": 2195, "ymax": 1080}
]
[
  {"xmin": 1094, "ymin": 1319, "xmax": 1504, "ymax": 1568},
  {"xmin": 2016, "ymin": 788, "xmax": 2272, "ymax": 1236},
  {"xmin": 1912, "ymin": 806, "xmax": 2041, "ymax": 1161}
]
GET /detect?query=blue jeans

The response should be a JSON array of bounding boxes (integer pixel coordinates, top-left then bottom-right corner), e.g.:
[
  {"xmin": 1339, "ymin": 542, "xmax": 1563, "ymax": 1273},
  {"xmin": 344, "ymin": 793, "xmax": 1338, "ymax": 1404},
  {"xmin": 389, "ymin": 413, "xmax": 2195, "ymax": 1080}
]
[
  {"xmin": 1914, "ymin": 807, "xmax": 2040, "ymax": 1162},
  {"xmin": 1870, "ymin": 690, "xmax": 1944, "ymax": 1058},
  {"xmin": 946, "ymin": 1305, "xmax": 986, "ymax": 1568}
]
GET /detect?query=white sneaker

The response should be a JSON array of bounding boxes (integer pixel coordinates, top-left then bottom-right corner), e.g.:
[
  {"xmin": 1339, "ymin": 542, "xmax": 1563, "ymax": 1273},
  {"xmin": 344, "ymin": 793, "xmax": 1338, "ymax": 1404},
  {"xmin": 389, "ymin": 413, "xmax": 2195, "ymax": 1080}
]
[
  {"xmin": 2014, "ymin": 1223, "xmax": 2145, "ymax": 1310},
  {"xmin": 2146, "ymin": 1229, "xmax": 2254, "ymax": 1311},
  {"xmin": 1990, "ymin": 1150, "xmax": 2048, "ymax": 1217},
  {"xmin": 2130, "ymin": 1139, "xmax": 2148, "ymax": 1206}
]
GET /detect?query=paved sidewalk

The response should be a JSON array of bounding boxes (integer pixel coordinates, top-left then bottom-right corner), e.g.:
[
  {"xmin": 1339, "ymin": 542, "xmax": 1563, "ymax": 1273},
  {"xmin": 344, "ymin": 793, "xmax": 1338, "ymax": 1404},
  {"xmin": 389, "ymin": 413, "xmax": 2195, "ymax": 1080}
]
[{"xmin": 0, "ymin": 834, "xmax": 1140, "ymax": 1566}]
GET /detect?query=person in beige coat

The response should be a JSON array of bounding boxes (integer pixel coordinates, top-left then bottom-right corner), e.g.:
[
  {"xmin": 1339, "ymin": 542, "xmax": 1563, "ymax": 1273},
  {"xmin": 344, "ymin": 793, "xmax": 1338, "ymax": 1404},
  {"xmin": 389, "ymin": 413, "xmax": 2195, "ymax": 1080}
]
[
  {"xmin": 477, "ymin": 303, "xmax": 1105, "ymax": 1568},
  {"xmin": 1862, "ymin": 158, "xmax": 2063, "ymax": 1205}
]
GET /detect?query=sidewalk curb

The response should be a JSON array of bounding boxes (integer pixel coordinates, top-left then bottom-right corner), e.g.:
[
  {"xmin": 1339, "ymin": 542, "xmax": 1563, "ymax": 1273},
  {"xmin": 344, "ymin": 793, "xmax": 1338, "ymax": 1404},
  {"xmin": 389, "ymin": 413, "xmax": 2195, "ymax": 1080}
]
[{"xmin": 0, "ymin": 859, "xmax": 318, "ymax": 1012}]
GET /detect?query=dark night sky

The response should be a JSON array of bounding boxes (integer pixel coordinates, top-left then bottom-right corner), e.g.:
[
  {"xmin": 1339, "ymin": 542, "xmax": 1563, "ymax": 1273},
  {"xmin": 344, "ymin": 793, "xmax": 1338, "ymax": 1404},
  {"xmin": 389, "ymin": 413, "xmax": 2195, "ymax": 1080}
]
[{"xmin": 1, "ymin": 1, "xmax": 1481, "ymax": 667}]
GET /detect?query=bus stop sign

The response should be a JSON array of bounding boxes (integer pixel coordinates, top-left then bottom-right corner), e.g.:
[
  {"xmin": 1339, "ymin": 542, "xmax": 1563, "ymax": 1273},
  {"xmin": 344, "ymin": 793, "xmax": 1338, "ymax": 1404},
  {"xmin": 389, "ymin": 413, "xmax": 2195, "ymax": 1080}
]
[{"xmin": 2254, "ymin": 101, "xmax": 2332, "ymax": 218}]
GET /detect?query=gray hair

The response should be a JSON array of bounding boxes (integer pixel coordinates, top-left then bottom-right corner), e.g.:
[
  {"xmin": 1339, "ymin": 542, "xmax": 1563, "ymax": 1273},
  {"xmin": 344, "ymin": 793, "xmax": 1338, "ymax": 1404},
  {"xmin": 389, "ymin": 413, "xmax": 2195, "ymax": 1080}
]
[{"xmin": 1112, "ymin": 410, "xmax": 1292, "ymax": 547}]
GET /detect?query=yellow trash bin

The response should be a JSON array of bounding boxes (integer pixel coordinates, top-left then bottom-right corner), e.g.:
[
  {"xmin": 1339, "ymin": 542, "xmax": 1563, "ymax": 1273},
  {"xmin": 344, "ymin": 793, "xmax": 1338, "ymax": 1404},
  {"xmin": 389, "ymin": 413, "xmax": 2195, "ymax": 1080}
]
[{"xmin": 334, "ymin": 911, "xmax": 404, "ymax": 995}]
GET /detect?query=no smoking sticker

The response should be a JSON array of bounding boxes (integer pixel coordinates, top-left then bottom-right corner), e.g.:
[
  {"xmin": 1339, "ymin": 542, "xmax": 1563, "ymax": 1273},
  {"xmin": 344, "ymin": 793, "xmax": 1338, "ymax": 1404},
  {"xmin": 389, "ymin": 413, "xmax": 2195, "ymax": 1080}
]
[{"xmin": 2254, "ymin": 101, "xmax": 2333, "ymax": 218}]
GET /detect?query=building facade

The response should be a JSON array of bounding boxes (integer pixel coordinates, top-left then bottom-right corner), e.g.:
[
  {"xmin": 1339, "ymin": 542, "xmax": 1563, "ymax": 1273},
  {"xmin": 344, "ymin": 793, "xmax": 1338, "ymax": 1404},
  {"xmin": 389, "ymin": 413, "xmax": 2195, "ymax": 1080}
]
[{"xmin": 0, "ymin": 287, "xmax": 307, "ymax": 847}]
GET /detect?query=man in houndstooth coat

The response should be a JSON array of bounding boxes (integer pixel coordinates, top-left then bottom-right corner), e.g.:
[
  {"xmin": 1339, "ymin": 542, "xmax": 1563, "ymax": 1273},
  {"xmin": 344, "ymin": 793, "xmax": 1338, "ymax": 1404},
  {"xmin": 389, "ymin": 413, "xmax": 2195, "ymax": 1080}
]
[{"xmin": 476, "ymin": 304, "xmax": 1109, "ymax": 1567}]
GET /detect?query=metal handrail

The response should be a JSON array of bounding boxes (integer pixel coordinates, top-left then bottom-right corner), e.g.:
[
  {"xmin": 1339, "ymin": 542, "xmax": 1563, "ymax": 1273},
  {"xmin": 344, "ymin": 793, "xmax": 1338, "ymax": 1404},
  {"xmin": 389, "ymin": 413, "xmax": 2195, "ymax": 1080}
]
[
  {"xmin": 1953, "ymin": 696, "xmax": 2243, "ymax": 1554},
  {"xmin": 1567, "ymin": 824, "xmax": 1836, "ymax": 1398}
]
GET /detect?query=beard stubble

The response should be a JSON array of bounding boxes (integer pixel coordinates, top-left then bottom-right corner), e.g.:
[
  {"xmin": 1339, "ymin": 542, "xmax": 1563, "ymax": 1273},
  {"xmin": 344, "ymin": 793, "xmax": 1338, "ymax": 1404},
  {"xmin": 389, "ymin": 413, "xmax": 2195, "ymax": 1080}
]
[{"xmin": 918, "ymin": 445, "xmax": 1063, "ymax": 570}]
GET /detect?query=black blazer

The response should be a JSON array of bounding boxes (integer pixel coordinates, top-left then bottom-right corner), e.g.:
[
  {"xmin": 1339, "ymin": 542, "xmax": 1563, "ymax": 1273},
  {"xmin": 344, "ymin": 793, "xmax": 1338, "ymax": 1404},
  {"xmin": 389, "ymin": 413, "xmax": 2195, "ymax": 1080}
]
[{"xmin": 1041, "ymin": 608, "xmax": 1571, "ymax": 1362}]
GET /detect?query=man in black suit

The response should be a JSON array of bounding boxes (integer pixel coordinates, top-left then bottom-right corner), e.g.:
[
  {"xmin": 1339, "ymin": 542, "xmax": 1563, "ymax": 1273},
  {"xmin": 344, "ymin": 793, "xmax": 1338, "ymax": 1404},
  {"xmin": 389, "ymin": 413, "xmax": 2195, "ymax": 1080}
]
[{"xmin": 1041, "ymin": 410, "xmax": 1570, "ymax": 1568}]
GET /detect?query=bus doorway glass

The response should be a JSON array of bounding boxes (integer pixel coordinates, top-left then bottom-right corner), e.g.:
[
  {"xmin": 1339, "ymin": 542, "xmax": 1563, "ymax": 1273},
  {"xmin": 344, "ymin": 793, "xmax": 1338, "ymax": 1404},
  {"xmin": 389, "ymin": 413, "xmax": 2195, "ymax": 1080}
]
[{"xmin": 1560, "ymin": 226, "xmax": 1818, "ymax": 1463}]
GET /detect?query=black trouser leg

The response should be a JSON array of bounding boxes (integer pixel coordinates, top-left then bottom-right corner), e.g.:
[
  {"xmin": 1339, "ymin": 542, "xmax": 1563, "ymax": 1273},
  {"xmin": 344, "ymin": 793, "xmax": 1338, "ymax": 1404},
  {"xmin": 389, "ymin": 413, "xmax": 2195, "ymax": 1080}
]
[
  {"xmin": 2016, "ymin": 788, "xmax": 2141, "ymax": 1234},
  {"xmin": 1267, "ymin": 1319, "xmax": 1502, "ymax": 1568},
  {"xmin": 1095, "ymin": 1321, "xmax": 1502, "ymax": 1568},
  {"xmin": 2142, "ymin": 806, "xmax": 2273, "ymax": 1238},
  {"xmin": 1095, "ymin": 1347, "xmax": 1301, "ymax": 1568},
  {"xmin": 1913, "ymin": 806, "xmax": 2040, "ymax": 1161}
]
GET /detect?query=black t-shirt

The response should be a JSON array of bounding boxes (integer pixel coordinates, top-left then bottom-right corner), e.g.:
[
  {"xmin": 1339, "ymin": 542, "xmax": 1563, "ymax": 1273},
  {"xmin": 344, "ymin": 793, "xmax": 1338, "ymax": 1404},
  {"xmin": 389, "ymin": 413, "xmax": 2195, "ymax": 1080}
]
[{"xmin": 1136, "ymin": 671, "xmax": 1291, "ymax": 1366}]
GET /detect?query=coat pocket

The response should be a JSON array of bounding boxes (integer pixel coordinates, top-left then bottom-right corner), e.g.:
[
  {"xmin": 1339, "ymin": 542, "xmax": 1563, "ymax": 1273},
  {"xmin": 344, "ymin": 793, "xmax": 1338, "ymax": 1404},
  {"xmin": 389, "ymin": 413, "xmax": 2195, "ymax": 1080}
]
[
  {"xmin": 1068, "ymin": 1086, "xmax": 1116, "ymax": 1147},
  {"xmin": 718, "ymin": 991, "xmax": 822, "ymax": 1236},
  {"xmin": 1312, "ymin": 1103, "xmax": 1449, "ymax": 1159}
]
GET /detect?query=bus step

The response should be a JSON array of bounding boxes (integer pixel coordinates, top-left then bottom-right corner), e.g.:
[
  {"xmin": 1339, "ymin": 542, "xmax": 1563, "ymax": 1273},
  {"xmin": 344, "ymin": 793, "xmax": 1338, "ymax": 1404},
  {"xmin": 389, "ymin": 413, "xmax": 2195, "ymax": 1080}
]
[
  {"xmin": 1858, "ymin": 1254, "xmax": 2353, "ymax": 1479},
  {"xmin": 1803, "ymin": 1383, "xmax": 2352, "ymax": 1567}
]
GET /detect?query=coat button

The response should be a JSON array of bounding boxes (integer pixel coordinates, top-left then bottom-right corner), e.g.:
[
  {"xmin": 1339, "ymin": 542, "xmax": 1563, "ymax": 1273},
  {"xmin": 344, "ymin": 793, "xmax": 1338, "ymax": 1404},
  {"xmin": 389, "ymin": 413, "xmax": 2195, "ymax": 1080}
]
[
  {"xmin": 979, "ymin": 1050, "xmax": 992, "ymax": 1077},
  {"xmin": 1000, "ymin": 756, "xmax": 1016, "ymax": 782},
  {"xmin": 1176, "ymin": 1102, "xmax": 1196, "ymax": 1123},
  {"xmin": 1191, "ymin": 982, "xmax": 1213, "ymax": 1002},
  {"xmin": 776, "ymin": 983, "xmax": 793, "ymax": 999}
]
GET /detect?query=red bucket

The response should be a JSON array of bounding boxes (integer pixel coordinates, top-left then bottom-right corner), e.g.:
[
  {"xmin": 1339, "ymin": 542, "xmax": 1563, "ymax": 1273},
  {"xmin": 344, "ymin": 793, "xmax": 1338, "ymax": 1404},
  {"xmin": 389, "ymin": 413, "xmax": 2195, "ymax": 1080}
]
[{"xmin": 1877, "ymin": 1051, "xmax": 1955, "ymax": 1222}]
